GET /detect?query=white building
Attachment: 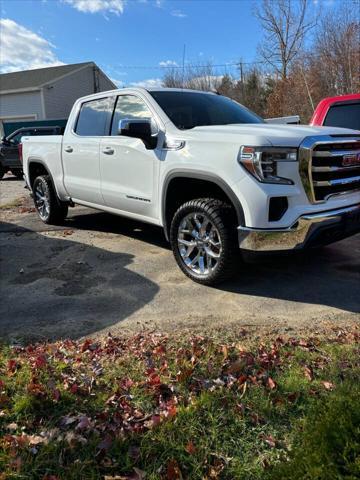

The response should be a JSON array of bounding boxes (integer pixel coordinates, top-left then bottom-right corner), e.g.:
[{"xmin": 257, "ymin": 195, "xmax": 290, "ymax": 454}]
[{"xmin": 0, "ymin": 62, "xmax": 116, "ymax": 136}]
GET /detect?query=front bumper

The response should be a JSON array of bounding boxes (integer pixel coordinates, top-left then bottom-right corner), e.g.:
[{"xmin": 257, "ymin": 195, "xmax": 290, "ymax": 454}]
[{"xmin": 238, "ymin": 203, "xmax": 360, "ymax": 251}]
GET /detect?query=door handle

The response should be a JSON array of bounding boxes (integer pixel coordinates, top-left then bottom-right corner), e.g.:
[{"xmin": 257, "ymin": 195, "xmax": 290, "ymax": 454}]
[
  {"xmin": 102, "ymin": 147, "xmax": 114, "ymax": 155},
  {"xmin": 64, "ymin": 146, "xmax": 73, "ymax": 153}
]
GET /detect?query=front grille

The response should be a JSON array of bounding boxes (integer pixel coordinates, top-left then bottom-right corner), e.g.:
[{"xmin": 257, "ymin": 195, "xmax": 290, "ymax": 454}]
[{"xmin": 300, "ymin": 136, "xmax": 360, "ymax": 203}]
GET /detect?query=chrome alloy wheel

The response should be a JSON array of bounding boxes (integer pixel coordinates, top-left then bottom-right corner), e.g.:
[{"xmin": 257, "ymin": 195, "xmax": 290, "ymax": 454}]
[
  {"xmin": 177, "ymin": 213, "xmax": 222, "ymax": 276},
  {"xmin": 34, "ymin": 180, "xmax": 50, "ymax": 221}
]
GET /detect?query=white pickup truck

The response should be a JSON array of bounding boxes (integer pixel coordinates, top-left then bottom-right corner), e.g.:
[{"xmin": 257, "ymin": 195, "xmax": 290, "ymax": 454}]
[{"xmin": 22, "ymin": 88, "xmax": 360, "ymax": 284}]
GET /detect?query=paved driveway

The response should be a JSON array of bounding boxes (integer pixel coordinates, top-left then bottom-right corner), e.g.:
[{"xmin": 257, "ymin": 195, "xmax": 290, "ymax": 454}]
[{"xmin": 1, "ymin": 176, "xmax": 359, "ymax": 343}]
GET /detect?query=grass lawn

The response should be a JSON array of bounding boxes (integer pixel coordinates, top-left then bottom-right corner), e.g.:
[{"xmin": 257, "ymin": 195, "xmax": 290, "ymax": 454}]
[{"xmin": 0, "ymin": 325, "xmax": 359, "ymax": 479}]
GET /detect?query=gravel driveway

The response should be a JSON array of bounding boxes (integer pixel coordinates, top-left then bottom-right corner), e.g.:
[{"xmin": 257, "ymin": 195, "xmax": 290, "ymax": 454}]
[{"xmin": 1, "ymin": 175, "xmax": 359, "ymax": 343}]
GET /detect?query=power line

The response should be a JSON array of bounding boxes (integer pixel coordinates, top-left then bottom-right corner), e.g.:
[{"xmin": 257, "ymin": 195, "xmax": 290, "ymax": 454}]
[
  {"xmin": 108, "ymin": 61, "xmax": 266, "ymax": 70},
  {"xmin": 105, "ymin": 52, "xmax": 350, "ymax": 71}
]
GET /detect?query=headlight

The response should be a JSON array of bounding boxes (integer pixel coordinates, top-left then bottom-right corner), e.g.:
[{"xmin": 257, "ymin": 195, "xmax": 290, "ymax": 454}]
[{"xmin": 238, "ymin": 146, "xmax": 297, "ymax": 185}]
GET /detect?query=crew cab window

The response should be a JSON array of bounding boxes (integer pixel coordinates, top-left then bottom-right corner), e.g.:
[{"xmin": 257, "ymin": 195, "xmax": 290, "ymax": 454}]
[
  {"xmin": 75, "ymin": 97, "xmax": 114, "ymax": 136},
  {"xmin": 111, "ymin": 95, "xmax": 152, "ymax": 135},
  {"xmin": 323, "ymin": 103, "xmax": 360, "ymax": 130}
]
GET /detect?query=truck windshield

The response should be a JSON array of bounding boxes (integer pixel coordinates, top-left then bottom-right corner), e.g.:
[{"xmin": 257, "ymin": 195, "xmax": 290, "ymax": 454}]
[{"xmin": 150, "ymin": 91, "xmax": 264, "ymax": 130}]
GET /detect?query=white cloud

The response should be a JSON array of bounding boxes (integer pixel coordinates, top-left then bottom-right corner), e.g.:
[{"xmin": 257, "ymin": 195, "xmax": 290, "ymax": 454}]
[
  {"xmin": 64, "ymin": 0, "xmax": 124, "ymax": 15},
  {"xmin": 130, "ymin": 78, "xmax": 163, "ymax": 88},
  {"xmin": 159, "ymin": 60, "xmax": 178, "ymax": 67},
  {"xmin": 171, "ymin": 9, "xmax": 187, "ymax": 18},
  {"xmin": 111, "ymin": 78, "xmax": 125, "ymax": 88},
  {"xmin": 0, "ymin": 18, "xmax": 63, "ymax": 73}
]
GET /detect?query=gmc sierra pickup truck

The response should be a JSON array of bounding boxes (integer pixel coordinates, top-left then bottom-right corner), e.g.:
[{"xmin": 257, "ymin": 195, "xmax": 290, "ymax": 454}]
[{"xmin": 22, "ymin": 88, "xmax": 360, "ymax": 285}]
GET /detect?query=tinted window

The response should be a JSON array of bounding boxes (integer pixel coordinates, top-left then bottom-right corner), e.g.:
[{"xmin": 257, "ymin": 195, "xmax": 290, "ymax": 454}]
[
  {"xmin": 32, "ymin": 129, "xmax": 56, "ymax": 136},
  {"xmin": 8, "ymin": 131, "xmax": 29, "ymax": 144},
  {"xmin": 76, "ymin": 97, "xmax": 114, "ymax": 136},
  {"xmin": 150, "ymin": 91, "xmax": 263, "ymax": 130},
  {"xmin": 111, "ymin": 95, "xmax": 152, "ymax": 135},
  {"xmin": 324, "ymin": 103, "xmax": 360, "ymax": 130}
]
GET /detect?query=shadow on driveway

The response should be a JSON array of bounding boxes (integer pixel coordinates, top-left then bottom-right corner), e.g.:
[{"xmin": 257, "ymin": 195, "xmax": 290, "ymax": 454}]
[
  {"xmin": 64, "ymin": 210, "xmax": 360, "ymax": 315},
  {"xmin": 0, "ymin": 222, "xmax": 159, "ymax": 343},
  {"xmin": 221, "ymin": 238, "xmax": 360, "ymax": 314},
  {"xmin": 65, "ymin": 210, "xmax": 169, "ymax": 250}
]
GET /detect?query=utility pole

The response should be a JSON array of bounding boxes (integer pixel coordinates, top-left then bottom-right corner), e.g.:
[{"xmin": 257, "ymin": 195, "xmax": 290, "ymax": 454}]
[
  {"xmin": 239, "ymin": 61, "xmax": 244, "ymax": 99},
  {"xmin": 182, "ymin": 44, "xmax": 186, "ymax": 89}
]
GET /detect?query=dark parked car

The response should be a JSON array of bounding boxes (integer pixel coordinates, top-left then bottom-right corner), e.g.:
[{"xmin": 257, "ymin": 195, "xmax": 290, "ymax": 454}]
[{"xmin": 0, "ymin": 126, "xmax": 62, "ymax": 179}]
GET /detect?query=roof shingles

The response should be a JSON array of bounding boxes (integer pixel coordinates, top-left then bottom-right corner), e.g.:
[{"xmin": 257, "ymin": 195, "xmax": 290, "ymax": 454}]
[{"xmin": 0, "ymin": 62, "xmax": 94, "ymax": 92}]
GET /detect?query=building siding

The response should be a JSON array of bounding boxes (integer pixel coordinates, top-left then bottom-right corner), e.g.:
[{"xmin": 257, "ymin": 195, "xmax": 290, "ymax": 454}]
[
  {"xmin": 0, "ymin": 91, "xmax": 43, "ymax": 121},
  {"xmin": 43, "ymin": 65, "xmax": 115, "ymax": 119}
]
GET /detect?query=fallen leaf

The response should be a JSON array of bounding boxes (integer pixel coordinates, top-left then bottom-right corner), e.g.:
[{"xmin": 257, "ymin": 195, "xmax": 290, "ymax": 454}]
[
  {"xmin": 60, "ymin": 415, "xmax": 78, "ymax": 427},
  {"xmin": 166, "ymin": 459, "xmax": 182, "ymax": 479},
  {"xmin": 322, "ymin": 381, "xmax": 334, "ymax": 390},
  {"xmin": 34, "ymin": 355, "xmax": 47, "ymax": 369},
  {"xmin": 304, "ymin": 366, "xmax": 313, "ymax": 381},
  {"xmin": 6, "ymin": 422, "xmax": 18, "ymax": 431},
  {"xmin": 266, "ymin": 377, "xmax": 277, "ymax": 390},
  {"xmin": 185, "ymin": 441, "xmax": 196, "ymax": 455},
  {"xmin": 263, "ymin": 434, "xmax": 276, "ymax": 448}
]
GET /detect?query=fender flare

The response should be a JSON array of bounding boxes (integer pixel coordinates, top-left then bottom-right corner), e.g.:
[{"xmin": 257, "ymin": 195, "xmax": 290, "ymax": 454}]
[
  {"xmin": 27, "ymin": 158, "xmax": 60, "ymax": 197},
  {"xmin": 162, "ymin": 169, "xmax": 245, "ymax": 240}
]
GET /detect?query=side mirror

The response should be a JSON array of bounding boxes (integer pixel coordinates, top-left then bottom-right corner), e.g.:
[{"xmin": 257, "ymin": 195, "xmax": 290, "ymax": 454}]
[{"xmin": 118, "ymin": 118, "xmax": 158, "ymax": 149}]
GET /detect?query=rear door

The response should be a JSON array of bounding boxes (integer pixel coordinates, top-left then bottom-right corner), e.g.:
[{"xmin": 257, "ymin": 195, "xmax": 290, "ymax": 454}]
[
  {"xmin": 99, "ymin": 94, "xmax": 160, "ymax": 218},
  {"xmin": 62, "ymin": 96, "xmax": 115, "ymax": 205}
]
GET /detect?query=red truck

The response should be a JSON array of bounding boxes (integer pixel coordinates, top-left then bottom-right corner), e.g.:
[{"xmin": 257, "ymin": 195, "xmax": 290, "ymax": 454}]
[{"xmin": 310, "ymin": 93, "xmax": 360, "ymax": 130}]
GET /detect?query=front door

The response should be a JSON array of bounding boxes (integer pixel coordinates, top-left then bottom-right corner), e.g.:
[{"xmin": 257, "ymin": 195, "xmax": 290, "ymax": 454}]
[
  {"xmin": 100, "ymin": 94, "xmax": 160, "ymax": 219},
  {"xmin": 62, "ymin": 96, "xmax": 114, "ymax": 205}
]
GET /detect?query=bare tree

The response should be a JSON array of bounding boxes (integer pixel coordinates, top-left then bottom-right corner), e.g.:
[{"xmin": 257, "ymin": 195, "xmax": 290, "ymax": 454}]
[
  {"xmin": 255, "ymin": 0, "xmax": 315, "ymax": 79},
  {"xmin": 162, "ymin": 62, "xmax": 222, "ymax": 91},
  {"xmin": 313, "ymin": 6, "xmax": 360, "ymax": 94}
]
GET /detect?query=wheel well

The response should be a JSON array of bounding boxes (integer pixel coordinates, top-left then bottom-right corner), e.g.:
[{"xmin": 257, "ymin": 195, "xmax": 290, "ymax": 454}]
[
  {"xmin": 164, "ymin": 177, "xmax": 241, "ymax": 238},
  {"xmin": 28, "ymin": 162, "xmax": 49, "ymax": 189}
]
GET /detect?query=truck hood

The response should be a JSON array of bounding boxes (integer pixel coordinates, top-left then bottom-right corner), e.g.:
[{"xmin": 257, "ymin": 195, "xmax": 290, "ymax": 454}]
[{"xmin": 188, "ymin": 124, "xmax": 360, "ymax": 147}]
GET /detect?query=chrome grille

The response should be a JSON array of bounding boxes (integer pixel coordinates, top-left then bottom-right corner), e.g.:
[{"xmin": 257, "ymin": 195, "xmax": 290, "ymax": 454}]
[{"xmin": 299, "ymin": 136, "xmax": 360, "ymax": 203}]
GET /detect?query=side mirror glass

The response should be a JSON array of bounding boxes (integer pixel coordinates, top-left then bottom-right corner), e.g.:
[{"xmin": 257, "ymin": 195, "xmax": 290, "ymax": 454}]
[{"xmin": 118, "ymin": 118, "xmax": 158, "ymax": 149}]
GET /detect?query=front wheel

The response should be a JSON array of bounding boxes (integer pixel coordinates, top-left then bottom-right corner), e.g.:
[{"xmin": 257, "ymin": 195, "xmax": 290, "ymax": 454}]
[
  {"xmin": 169, "ymin": 198, "xmax": 239, "ymax": 285},
  {"xmin": 33, "ymin": 175, "xmax": 68, "ymax": 224}
]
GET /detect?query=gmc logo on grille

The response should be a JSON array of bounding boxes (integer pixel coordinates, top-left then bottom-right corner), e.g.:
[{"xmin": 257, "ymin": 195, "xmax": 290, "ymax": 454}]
[{"xmin": 342, "ymin": 153, "xmax": 360, "ymax": 167}]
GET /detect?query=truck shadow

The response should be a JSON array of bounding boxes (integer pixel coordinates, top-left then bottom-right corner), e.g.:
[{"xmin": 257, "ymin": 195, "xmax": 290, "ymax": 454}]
[
  {"xmin": 65, "ymin": 209, "xmax": 169, "ymax": 250},
  {"xmin": 64, "ymin": 210, "xmax": 360, "ymax": 315},
  {"xmin": 221, "ymin": 238, "xmax": 360, "ymax": 314},
  {"xmin": 0, "ymin": 222, "xmax": 160, "ymax": 344}
]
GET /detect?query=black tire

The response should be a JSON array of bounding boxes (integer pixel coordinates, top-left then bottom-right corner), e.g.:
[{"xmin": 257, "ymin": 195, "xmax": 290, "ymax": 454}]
[
  {"xmin": 169, "ymin": 198, "xmax": 239, "ymax": 285},
  {"xmin": 11, "ymin": 169, "xmax": 24, "ymax": 180},
  {"xmin": 33, "ymin": 175, "xmax": 68, "ymax": 224}
]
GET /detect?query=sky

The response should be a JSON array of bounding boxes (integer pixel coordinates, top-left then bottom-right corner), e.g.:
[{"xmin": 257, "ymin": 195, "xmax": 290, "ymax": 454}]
[{"xmin": 0, "ymin": 0, "xmax": 339, "ymax": 87}]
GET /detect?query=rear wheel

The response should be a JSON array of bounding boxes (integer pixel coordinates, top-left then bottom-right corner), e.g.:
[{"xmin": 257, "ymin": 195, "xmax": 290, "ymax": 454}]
[
  {"xmin": 33, "ymin": 175, "xmax": 68, "ymax": 224},
  {"xmin": 170, "ymin": 198, "xmax": 239, "ymax": 285}
]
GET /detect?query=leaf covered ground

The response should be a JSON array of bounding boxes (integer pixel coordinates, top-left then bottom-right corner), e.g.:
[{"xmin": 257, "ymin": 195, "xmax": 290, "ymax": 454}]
[{"xmin": 0, "ymin": 325, "xmax": 359, "ymax": 480}]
